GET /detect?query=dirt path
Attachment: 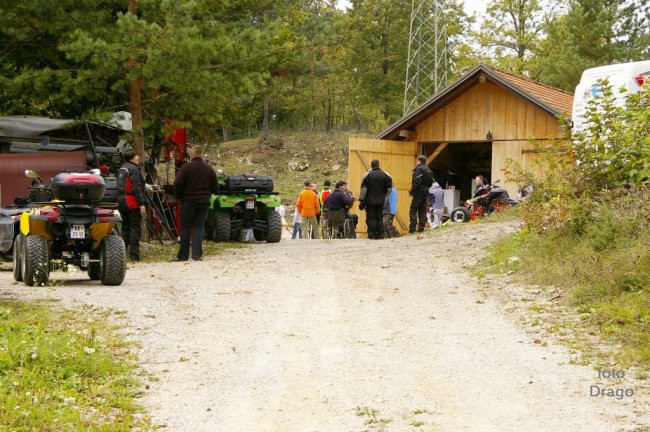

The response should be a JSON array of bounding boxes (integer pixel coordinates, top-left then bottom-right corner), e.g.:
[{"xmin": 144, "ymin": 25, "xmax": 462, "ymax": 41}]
[{"xmin": 1, "ymin": 221, "xmax": 647, "ymax": 431}]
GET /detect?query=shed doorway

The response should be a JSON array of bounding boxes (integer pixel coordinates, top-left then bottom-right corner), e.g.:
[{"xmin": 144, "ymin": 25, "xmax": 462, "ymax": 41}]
[{"xmin": 423, "ymin": 141, "xmax": 492, "ymax": 202}]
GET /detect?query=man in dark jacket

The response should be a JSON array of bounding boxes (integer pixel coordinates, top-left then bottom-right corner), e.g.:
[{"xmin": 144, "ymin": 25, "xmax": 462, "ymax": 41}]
[
  {"xmin": 360, "ymin": 160, "xmax": 392, "ymax": 239},
  {"xmin": 326, "ymin": 180, "xmax": 358, "ymax": 228},
  {"xmin": 117, "ymin": 149, "xmax": 146, "ymax": 261},
  {"xmin": 173, "ymin": 145, "xmax": 218, "ymax": 261},
  {"xmin": 409, "ymin": 155, "xmax": 434, "ymax": 233}
]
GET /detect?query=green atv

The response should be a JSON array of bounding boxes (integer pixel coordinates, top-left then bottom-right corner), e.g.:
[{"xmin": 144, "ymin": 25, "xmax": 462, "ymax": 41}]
[{"xmin": 205, "ymin": 172, "xmax": 282, "ymax": 243}]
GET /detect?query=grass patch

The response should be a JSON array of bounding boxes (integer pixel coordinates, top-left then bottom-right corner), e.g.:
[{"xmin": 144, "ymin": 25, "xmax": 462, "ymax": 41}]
[
  {"xmin": 0, "ymin": 301, "xmax": 149, "ymax": 430},
  {"xmin": 209, "ymin": 132, "xmax": 349, "ymax": 206},
  {"xmin": 482, "ymin": 207, "xmax": 650, "ymax": 370},
  {"xmin": 139, "ymin": 240, "xmax": 246, "ymax": 263}
]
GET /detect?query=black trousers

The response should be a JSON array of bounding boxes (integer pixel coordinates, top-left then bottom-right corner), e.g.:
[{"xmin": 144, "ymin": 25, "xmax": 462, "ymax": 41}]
[
  {"xmin": 120, "ymin": 206, "xmax": 142, "ymax": 260},
  {"xmin": 365, "ymin": 204, "xmax": 384, "ymax": 239},
  {"xmin": 177, "ymin": 201, "xmax": 209, "ymax": 260},
  {"xmin": 409, "ymin": 191, "xmax": 428, "ymax": 232}
]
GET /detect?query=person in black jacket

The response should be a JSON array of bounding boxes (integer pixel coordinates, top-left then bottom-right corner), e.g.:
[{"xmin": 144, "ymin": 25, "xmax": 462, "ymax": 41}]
[
  {"xmin": 409, "ymin": 155, "xmax": 434, "ymax": 233},
  {"xmin": 117, "ymin": 149, "xmax": 146, "ymax": 261},
  {"xmin": 360, "ymin": 160, "xmax": 392, "ymax": 239},
  {"xmin": 173, "ymin": 145, "xmax": 218, "ymax": 261},
  {"xmin": 325, "ymin": 180, "xmax": 358, "ymax": 228}
]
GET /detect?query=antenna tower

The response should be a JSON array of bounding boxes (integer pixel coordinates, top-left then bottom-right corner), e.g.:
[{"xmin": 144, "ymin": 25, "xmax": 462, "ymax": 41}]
[{"xmin": 403, "ymin": 0, "xmax": 449, "ymax": 115}]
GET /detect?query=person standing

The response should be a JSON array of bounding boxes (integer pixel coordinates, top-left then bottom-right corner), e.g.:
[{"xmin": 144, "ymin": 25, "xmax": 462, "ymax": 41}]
[
  {"xmin": 360, "ymin": 160, "xmax": 392, "ymax": 239},
  {"xmin": 409, "ymin": 155, "xmax": 434, "ymax": 233},
  {"xmin": 319, "ymin": 180, "xmax": 332, "ymax": 209},
  {"xmin": 383, "ymin": 187, "xmax": 400, "ymax": 238},
  {"xmin": 291, "ymin": 207, "xmax": 303, "ymax": 239},
  {"xmin": 173, "ymin": 145, "xmax": 218, "ymax": 261},
  {"xmin": 429, "ymin": 182, "xmax": 445, "ymax": 229},
  {"xmin": 117, "ymin": 149, "xmax": 146, "ymax": 261},
  {"xmin": 296, "ymin": 180, "xmax": 320, "ymax": 239}
]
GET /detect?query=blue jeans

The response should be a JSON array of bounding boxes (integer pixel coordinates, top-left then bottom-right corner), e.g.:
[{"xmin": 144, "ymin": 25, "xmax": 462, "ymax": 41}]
[
  {"xmin": 292, "ymin": 222, "xmax": 302, "ymax": 239},
  {"xmin": 177, "ymin": 201, "xmax": 209, "ymax": 260}
]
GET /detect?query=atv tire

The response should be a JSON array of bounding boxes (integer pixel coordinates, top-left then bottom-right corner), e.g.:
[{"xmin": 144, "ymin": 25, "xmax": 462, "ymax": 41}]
[
  {"xmin": 22, "ymin": 235, "xmax": 49, "ymax": 286},
  {"xmin": 253, "ymin": 229, "xmax": 267, "ymax": 242},
  {"xmin": 450, "ymin": 207, "xmax": 470, "ymax": 223},
  {"xmin": 88, "ymin": 248, "xmax": 101, "ymax": 280},
  {"xmin": 213, "ymin": 211, "xmax": 231, "ymax": 242},
  {"xmin": 265, "ymin": 210, "xmax": 282, "ymax": 243},
  {"xmin": 99, "ymin": 235, "xmax": 126, "ymax": 286},
  {"xmin": 12, "ymin": 234, "xmax": 25, "ymax": 282}
]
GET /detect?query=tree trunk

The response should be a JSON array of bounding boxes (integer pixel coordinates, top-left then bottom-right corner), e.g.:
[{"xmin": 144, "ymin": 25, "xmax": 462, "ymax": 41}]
[
  {"xmin": 222, "ymin": 128, "xmax": 230, "ymax": 142},
  {"xmin": 261, "ymin": 79, "xmax": 271, "ymax": 140},
  {"xmin": 326, "ymin": 91, "xmax": 333, "ymax": 133},
  {"xmin": 128, "ymin": 0, "xmax": 145, "ymax": 156}
]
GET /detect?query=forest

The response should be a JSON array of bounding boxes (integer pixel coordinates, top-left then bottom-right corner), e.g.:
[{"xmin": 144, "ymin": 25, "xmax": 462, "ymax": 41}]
[{"xmin": 1, "ymin": 0, "xmax": 648, "ymax": 147}]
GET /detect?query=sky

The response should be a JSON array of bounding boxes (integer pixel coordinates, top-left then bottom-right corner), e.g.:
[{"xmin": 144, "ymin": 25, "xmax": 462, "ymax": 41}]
[{"xmin": 336, "ymin": 0, "xmax": 491, "ymax": 20}]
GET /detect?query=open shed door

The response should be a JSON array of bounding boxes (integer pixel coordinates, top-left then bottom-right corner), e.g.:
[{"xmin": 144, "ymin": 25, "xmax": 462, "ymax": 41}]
[{"xmin": 348, "ymin": 138, "xmax": 418, "ymax": 236}]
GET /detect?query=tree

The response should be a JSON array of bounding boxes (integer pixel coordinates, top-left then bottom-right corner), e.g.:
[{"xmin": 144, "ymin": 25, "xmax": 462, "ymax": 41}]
[
  {"xmin": 477, "ymin": 0, "xmax": 552, "ymax": 75},
  {"xmin": 533, "ymin": 0, "xmax": 650, "ymax": 91}
]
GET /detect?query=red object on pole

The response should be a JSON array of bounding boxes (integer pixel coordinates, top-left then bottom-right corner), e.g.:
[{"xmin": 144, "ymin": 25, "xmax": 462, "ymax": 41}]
[{"xmin": 163, "ymin": 119, "xmax": 187, "ymax": 168}]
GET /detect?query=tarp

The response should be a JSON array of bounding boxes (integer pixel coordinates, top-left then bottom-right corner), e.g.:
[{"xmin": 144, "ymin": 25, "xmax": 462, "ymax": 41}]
[
  {"xmin": 0, "ymin": 114, "xmax": 132, "ymax": 140},
  {"xmin": 0, "ymin": 116, "xmax": 76, "ymax": 139}
]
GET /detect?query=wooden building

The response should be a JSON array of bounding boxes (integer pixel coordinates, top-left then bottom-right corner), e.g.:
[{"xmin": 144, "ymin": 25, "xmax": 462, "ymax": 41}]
[{"xmin": 348, "ymin": 63, "xmax": 574, "ymax": 234}]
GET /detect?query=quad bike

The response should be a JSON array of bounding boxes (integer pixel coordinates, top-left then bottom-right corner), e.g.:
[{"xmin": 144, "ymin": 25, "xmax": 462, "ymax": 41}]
[
  {"xmin": 13, "ymin": 169, "xmax": 126, "ymax": 286},
  {"xmin": 450, "ymin": 180, "xmax": 518, "ymax": 223},
  {"xmin": 0, "ymin": 172, "xmax": 54, "ymax": 257},
  {"xmin": 205, "ymin": 171, "xmax": 282, "ymax": 243}
]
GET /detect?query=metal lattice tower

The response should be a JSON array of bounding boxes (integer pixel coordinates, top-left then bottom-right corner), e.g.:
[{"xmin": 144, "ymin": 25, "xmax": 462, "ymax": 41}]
[{"xmin": 403, "ymin": 0, "xmax": 449, "ymax": 115}]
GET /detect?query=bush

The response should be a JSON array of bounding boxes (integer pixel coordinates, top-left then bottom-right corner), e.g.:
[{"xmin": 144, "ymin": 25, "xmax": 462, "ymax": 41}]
[{"xmin": 495, "ymin": 83, "xmax": 650, "ymax": 368}]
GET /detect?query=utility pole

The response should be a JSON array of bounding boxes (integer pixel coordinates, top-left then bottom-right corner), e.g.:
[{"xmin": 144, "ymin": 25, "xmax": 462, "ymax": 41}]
[
  {"xmin": 403, "ymin": 0, "xmax": 449, "ymax": 116},
  {"xmin": 127, "ymin": 0, "xmax": 145, "ymax": 156}
]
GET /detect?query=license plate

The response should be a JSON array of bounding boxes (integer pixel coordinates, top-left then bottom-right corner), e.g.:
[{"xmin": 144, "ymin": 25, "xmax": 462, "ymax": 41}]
[
  {"xmin": 245, "ymin": 200, "xmax": 255, "ymax": 209},
  {"xmin": 70, "ymin": 225, "xmax": 85, "ymax": 239}
]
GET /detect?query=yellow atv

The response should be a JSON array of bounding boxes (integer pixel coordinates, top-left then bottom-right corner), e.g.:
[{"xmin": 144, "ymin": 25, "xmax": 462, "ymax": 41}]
[{"xmin": 13, "ymin": 169, "xmax": 126, "ymax": 286}]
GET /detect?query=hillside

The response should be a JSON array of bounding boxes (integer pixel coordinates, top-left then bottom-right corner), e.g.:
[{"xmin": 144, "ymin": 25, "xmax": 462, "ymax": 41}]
[{"xmin": 207, "ymin": 132, "xmax": 352, "ymax": 204}]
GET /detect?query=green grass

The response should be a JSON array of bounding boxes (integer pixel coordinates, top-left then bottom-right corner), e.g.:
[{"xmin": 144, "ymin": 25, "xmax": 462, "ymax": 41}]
[
  {"xmin": 0, "ymin": 301, "xmax": 150, "ymax": 430},
  {"xmin": 139, "ymin": 240, "xmax": 246, "ymax": 263},
  {"xmin": 207, "ymin": 131, "xmax": 350, "ymax": 206},
  {"xmin": 481, "ymin": 208, "xmax": 650, "ymax": 370}
]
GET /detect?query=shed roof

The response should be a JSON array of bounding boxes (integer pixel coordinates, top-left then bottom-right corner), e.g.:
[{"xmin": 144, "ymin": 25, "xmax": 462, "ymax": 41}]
[{"xmin": 377, "ymin": 63, "xmax": 574, "ymax": 140}]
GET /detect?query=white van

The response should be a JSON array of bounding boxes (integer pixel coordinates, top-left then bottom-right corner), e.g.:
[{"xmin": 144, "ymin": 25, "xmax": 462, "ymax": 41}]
[{"xmin": 572, "ymin": 60, "xmax": 650, "ymax": 133}]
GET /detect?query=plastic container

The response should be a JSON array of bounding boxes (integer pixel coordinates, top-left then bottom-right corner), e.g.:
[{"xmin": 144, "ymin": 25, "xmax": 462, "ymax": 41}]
[{"xmin": 51, "ymin": 172, "xmax": 106, "ymax": 203}]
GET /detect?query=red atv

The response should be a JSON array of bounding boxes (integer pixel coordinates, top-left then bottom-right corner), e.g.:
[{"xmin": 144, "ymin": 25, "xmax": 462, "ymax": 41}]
[{"xmin": 450, "ymin": 180, "xmax": 518, "ymax": 223}]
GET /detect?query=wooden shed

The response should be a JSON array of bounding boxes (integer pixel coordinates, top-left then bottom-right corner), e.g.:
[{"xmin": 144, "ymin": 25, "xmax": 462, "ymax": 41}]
[{"xmin": 348, "ymin": 63, "xmax": 573, "ymax": 234}]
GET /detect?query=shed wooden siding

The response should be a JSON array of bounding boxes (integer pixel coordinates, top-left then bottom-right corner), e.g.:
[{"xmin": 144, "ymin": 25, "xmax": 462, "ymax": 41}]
[
  {"xmin": 348, "ymin": 138, "xmax": 418, "ymax": 235},
  {"xmin": 415, "ymin": 81, "xmax": 565, "ymax": 192}
]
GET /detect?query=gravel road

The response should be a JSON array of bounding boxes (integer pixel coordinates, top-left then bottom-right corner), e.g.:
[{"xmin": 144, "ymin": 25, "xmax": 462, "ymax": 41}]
[{"xmin": 1, "ymin": 221, "xmax": 647, "ymax": 431}]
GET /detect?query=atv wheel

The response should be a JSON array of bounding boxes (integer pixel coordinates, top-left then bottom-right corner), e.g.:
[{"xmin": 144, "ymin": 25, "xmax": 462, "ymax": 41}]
[
  {"xmin": 214, "ymin": 211, "xmax": 231, "ymax": 242},
  {"xmin": 231, "ymin": 229, "xmax": 242, "ymax": 242},
  {"xmin": 266, "ymin": 210, "xmax": 282, "ymax": 243},
  {"xmin": 12, "ymin": 234, "xmax": 25, "ymax": 282},
  {"xmin": 99, "ymin": 235, "xmax": 126, "ymax": 286},
  {"xmin": 88, "ymin": 249, "xmax": 101, "ymax": 280},
  {"xmin": 450, "ymin": 207, "xmax": 470, "ymax": 223},
  {"xmin": 205, "ymin": 209, "xmax": 216, "ymax": 240},
  {"xmin": 253, "ymin": 229, "xmax": 267, "ymax": 241},
  {"xmin": 22, "ymin": 235, "xmax": 49, "ymax": 286}
]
